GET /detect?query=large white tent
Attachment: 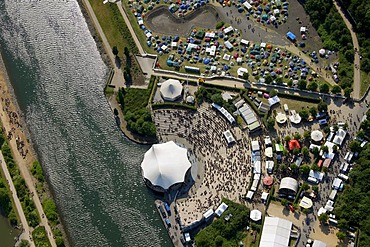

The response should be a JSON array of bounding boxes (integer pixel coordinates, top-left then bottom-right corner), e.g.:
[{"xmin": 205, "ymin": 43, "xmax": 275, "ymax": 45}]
[
  {"xmin": 160, "ymin": 79, "xmax": 183, "ymax": 101},
  {"xmin": 141, "ymin": 141, "xmax": 191, "ymax": 190},
  {"xmin": 260, "ymin": 217, "xmax": 292, "ymax": 247},
  {"xmin": 311, "ymin": 130, "xmax": 324, "ymax": 142},
  {"xmin": 250, "ymin": 209, "xmax": 262, "ymax": 221}
]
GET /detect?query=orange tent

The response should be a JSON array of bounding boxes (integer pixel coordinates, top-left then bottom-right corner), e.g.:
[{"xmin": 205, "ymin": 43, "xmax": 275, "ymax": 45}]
[{"xmin": 288, "ymin": 140, "xmax": 301, "ymax": 151}]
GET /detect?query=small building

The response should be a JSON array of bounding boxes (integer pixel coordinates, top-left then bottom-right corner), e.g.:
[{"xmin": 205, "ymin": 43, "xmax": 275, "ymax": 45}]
[
  {"xmin": 279, "ymin": 177, "xmax": 298, "ymax": 196},
  {"xmin": 223, "ymin": 130, "xmax": 236, "ymax": 145},
  {"xmin": 312, "ymin": 240, "xmax": 327, "ymax": 247},
  {"xmin": 224, "ymin": 26, "xmax": 234, "ymax": 34},
  {"xmin": 215, "ymin": 202, "xmax": 228, "ymax": 217},
  {"xmin": 258, "ymin": 102, "xmax": 270, "ymax": 113},
  {"xmin": 251, "ymin": 140, "xmax": 260, "ymax": 151}
]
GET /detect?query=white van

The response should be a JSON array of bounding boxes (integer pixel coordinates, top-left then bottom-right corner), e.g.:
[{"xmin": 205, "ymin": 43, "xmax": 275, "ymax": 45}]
[{"xmin": 338, "ymin": 173, "xmax": 349, "ymax": 182}]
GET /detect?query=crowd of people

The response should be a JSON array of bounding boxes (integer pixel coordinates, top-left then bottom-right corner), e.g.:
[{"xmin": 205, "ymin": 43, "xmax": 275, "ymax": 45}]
[
  {"xmin": 154, "ymin": 104, "xmax": 255, "ymax": 226},
  {"xmin": 1, "ymin": 93, "xmax": 28, "ymax": 159}
]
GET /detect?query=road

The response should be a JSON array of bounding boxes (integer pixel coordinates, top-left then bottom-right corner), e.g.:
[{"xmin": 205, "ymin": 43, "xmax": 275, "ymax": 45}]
[
  {"xmin": 82, "ymin": 0, "xmax": 125, "ymax": 90},
  {"xmin": 0, "ymin": 152, "xmax": 34, "ymax": 247},
  {"xmin": 333, "ymin": 0, "xmax": 361, "ymax": 99}
]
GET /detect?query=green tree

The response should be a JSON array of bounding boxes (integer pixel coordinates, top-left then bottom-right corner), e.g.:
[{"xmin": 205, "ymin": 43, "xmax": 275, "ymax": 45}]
[
  {"xmin": 299, "ymin": 164, "xmax": 310, "ymax": 176},
  {"xmin": 18, "ymin": 240, "xmax": 30, "ymax": 247},
  {"xmin": 349, "ymin": 140, "xmax": 362, "ymax": 153},
  {"xmin": 299, "ymin": 110, "xmax": 309, "ymax": 121},
  {"xmin": 336, "ymin": 231, "xmax": 346, "ymax": 241},
  {"xmin": 323, "ymin": 126, "xmax": 331, "ymax": 134},
  {"xmin": 331, "ymin": 85, "xmax": 342, "ymax": 94},
  {"xmin": 265, "ymin": 75, "xmax": 273, "ymax": 84},
  {"xmin": 338, "ymin": 218, "xmax": 348, "ymax": 230},
  {"xmin": 304, "ymin": 130, "xmax": 311, "ymax": 141},
  {"xmin": 211, "ymin": 94, "xmax": 224, "ymax": 106},
  {"xmin": 269, "ymin": 89, "xmax": 278, "ymax": 97},
  {"xmin": 112, "ymin": 46, "xmax": 118, "ymax": 56},
  {"xmin": 294, "ymin": 132, "xmax": 302, "ymax": 141},
  {"xmin": 267, "ymin": 117, "xmax": 275, "ymax": 130},
  {"xmin": 321, "ymin": 145, "xmax": 329, "ymax": 153},
  {"xmin": 276, "ymin": 77, "xmax": 283, "ymax": 85},
  {"xmin": 302, "ymin": 147, "xmax": 310, "ymax": 158},
  {"xmin": 293, "ymin": 148, "xmax": 300, "ymax": 156},
  {"xmin": 312, "ymin": 147, "xmax": 319, "ymax": 157},
  {"xmin": 298, "ymin": 79, "xmax": 307, "ymax": 90},
  {"xmin": 312, "ymin": 185, "xmax": 319, "ymax": 193},
  {"xmin": 318, "ymin": 100, "xmax": 328, "ymax": 112},
  {"xmin": 307, "ymin": 82, "xmax": 318, "ymax": 91},
  {"xmin": 319, "ymin": 83, "xmax": 330, "ymax": 93},
  {"xmin": 302, "ymin": 208, "xmax": 310, "ymax": 215},
  {"xmin": 319, "ymin": 213, "xmax": 329, "ymax": 224},
  {"xmin": 281, "ymin": 198, "xmax": 288, "ymax": 206},
  {"xmin": 287, "ymin": 80, "xmax": 293, "ymax": 87},
  {"xmin": 242, "ymin": 72, "xmax": 249, "ymax": 81},
  {"xmin": 309, "ymin": 107, "xmax": 317, "ymax": 117},
  {"xmin": 311, "ymin": 163, "xmax": 320, "ymax": 171},
  {"xmin": 284, "ymin": 136, "xmax": 291, "ymax": 143},
  {"xmin": 302, "ymin": 182, "xmax": 310, "ymax": 191},
  {"xmin": 344, "ymin": 88, "xmax": 352, "ymax": 98}
]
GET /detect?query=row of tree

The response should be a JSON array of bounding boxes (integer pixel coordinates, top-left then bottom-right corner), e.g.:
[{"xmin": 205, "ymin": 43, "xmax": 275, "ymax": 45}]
[{"xmin": 303, "ymin": 0, "xmax": 354, "ymax": 92}]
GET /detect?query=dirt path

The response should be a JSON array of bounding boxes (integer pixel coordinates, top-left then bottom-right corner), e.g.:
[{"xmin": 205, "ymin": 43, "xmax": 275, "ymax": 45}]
[
  {"xmin": 0, "ymin": 61, "xmax": 57, "ymax": 247},
  {"xmin": 333, "ymin": 0, "xmax": 361, "ymax": 99},
  {"xmin": 0, "ymin": 151, "xmax": 34, "ymax": 246}
]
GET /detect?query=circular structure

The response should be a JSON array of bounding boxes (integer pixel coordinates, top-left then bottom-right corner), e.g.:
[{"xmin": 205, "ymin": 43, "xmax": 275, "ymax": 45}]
[
  {"xmin": 279, "ymin": 177, "xmax": 298, "ymax": 196},
  {"xmin": 275, "ymin": 112, "xmax": 287, "ymax": 124},
  {"xmin": 186, "ymin": 95, "xmax": 195, "ymax": 104},
  {"xmin": 311, "ymin": 130, "xmax": 324, "ymax": 142},
  {"xmin": 160, "ymin": 79, "xmax": 183, "ymax": 101},
  {"xmin": 263, "ymin": 176, "xmax": 274, "ymax": 186},
  {"xmin": 141, "ymin": 141, "xmax": 192, "ymax": 191},
  {"xmin": 299, "ymin": 196, "xmax": 313, "ymax": 209},
  {"xmin": 250, "ymin": 209, "xmax": 262, "ymax": 222}
]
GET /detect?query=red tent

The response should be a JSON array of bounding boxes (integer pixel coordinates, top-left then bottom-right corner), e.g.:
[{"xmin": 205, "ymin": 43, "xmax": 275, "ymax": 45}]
[
  {"xmin": 288, "ymin": 140, "xmax": 301, "ymax": 151},
  {"xmin": 263, "ymin": 176, "xmax": 274, "ymax": 186}
]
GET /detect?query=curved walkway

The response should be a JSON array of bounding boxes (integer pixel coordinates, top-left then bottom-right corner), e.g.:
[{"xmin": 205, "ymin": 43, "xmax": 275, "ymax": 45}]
[
  {"xmin": 333, "ymin": 0, "xmax": 361, "ymax": 99},
  {"xmin": 0, "ymin": 153, "xmax": 34, "ymax": 247}
]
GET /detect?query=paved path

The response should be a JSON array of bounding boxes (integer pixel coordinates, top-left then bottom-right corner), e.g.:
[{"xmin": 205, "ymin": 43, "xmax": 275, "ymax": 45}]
[
  {"xmin": 116, "ymin": 1, "xmax": 145, "ymax": 55},
  {"xmin": 333, "ymin": 0, "xmax": 361, "ymax": 99},
  {"xmin": 82, "ymin": 0, "xmax": 125, "ymax": 90},
  {"xmin": 0, "ymin": 114, "xmax": 57, "ymax": 247},
  {"xmin": 0, "ymin": 152, "xmax": 34, "ymax": 247}
]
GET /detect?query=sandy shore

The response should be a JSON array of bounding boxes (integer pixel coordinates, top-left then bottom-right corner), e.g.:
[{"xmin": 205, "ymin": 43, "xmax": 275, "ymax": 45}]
[{"xmin": 0, "ymin": 54, "xmax": 68, "ymax": 246}]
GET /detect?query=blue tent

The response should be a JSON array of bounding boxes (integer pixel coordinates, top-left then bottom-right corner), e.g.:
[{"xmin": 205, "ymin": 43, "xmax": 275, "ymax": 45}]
[
  {"xmin": 286, "ymin": 32, "xmax": 296, "ymax": 41},
  {"xmin": 204, "ymin": 58, "xmax": 210, "ymax": 64}
]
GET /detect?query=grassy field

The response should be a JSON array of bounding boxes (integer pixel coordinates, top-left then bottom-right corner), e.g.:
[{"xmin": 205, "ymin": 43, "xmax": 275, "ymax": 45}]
[
  {"xmin": 88, "ymin": 0, "xmax": 138, "ymax": 55},
  {"xmin": 360, "ymin": 71, "xmax": 370, "ymax": 97}
]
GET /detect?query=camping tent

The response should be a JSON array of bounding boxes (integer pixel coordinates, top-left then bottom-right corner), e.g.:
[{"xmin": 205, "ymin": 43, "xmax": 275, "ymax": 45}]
[{"xmin": 286, "ymin": 32, "xmax": 296, "ymax": 41}]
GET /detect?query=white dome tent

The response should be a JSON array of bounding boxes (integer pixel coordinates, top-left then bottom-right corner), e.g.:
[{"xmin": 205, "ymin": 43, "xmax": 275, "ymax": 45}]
[
  {"xmin": 141, "ymin": 141, "xmax": 192, "ymax": 191},
  {"xmin": 160, "ymin": 79, "xmax": 183, "ymax": 101}
]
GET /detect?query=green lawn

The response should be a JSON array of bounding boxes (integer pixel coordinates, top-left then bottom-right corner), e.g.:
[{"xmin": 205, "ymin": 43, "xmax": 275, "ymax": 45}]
[
  {"xmin": 360, "ymin": 71, "xmax": 370, "ymax": 98},
  {"xmin": 88, "ymin": 0, "xmax": 138, "ymax": 56}
]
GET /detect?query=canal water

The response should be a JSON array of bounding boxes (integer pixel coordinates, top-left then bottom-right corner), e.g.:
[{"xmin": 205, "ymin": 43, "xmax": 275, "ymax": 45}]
[
  {"xmin": 0, "ymin": 1, "xmax": 171, "ymax": 246},
  {"xmin": 0, "ymin": 215, "xmax": 18, "ymax": 247}
]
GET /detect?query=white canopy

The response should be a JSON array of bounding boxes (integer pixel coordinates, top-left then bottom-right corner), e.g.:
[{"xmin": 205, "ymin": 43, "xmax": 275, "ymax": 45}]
[
  {"xmin": 276, "ymin": 112, "xmax": 287, "ymax": 124},
  {"xmin": 160, "ymin": 79, "xmax": 183, "ymax": 101},
  {"xmin": 311, "ymin": 130, "xmax": 324, "ymax": 142},
  {"xmin": 265, "ymin": 147, "xmax": 273, "ymax": 158},
  {"xmin": 299, "ymin": 196, "xmax": 313, "ymax": 209},
  {"xmin": 250, "ymin": 209, "xmax": 262, "ymax": 221},
  {"xmin": 215, "ymin": 202, "xmax": 228, "ymax": 217},
  {"xmin": 260, "ymin": 217, "xmax": 292, "ymax": 247},
  {"xmin": 279, "ymin": 177, "xmax": 298, "ymax": 193},
  {"xmin": 141, "ymin": 141, "xmax": 191, "ymax": 190}
]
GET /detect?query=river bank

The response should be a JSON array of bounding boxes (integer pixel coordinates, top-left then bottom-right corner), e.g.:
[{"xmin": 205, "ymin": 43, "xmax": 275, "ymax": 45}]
[{"xmin": 0, "ymin": 52, "xmax": 70, "ymax": 246}]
